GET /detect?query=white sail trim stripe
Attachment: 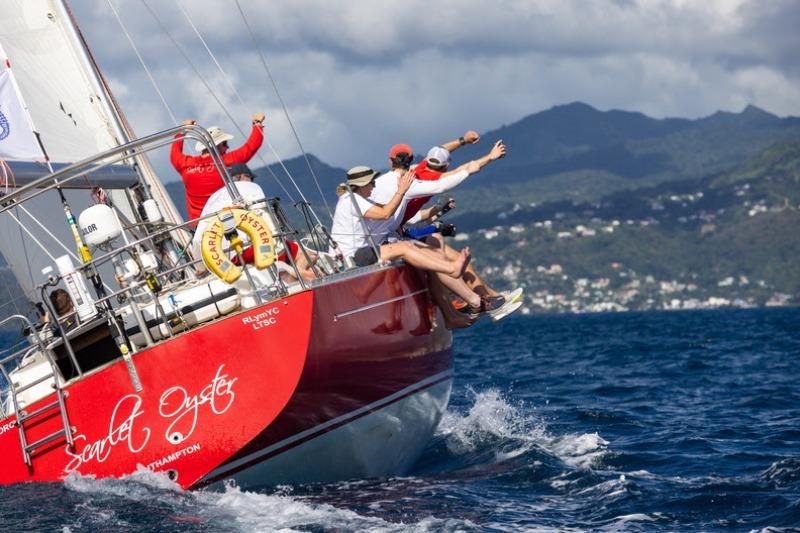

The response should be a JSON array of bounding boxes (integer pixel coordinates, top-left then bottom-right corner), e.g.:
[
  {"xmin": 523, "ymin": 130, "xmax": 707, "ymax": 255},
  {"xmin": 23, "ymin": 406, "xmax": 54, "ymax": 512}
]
[{"xmin": 334, "ymin": 289, "xmax": 428, "ymax": 320}]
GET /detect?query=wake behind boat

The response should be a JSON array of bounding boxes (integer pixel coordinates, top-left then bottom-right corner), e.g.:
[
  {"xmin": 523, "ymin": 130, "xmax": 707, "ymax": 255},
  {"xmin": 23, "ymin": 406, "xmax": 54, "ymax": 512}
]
[{"xmin": 0, "ymin": 1, "xmax": 453, "ymax": 489}]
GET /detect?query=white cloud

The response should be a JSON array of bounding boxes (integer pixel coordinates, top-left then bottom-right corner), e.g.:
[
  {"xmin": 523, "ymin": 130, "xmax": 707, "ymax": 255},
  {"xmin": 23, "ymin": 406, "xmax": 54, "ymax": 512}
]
[{"xmin": 64, "ymin": 0, "xmax": 800, "ymax": 180}]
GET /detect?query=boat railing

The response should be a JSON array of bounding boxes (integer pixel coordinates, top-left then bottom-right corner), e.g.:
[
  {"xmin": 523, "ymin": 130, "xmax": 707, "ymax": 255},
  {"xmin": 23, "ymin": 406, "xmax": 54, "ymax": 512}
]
[
  {"xmin": 1, "ymin": 123, "xmax": 332, "ymax": 286},
  {"xmin": 0, "ymin": 123, "xmax": 395, "ymax": 392},
  {"xmin": 0, "ymin": 315, "xmax": 52, "ymax": 419},
  {"xmin": 0, "ymin": 125, "xmax": 234, "ymax": 212}
]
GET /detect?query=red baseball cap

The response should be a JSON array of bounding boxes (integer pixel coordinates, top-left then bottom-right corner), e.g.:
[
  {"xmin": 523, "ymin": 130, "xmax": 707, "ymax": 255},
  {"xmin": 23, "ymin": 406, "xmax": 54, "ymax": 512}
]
[{"xmin": 389, "ymin": 143, "xmax": 414, "ymax": 160}]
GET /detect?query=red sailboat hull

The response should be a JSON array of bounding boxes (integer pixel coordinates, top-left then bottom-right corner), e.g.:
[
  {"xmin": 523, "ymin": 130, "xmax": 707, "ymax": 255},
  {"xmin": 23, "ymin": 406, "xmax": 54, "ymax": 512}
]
[{"xmin": 0, "ymin": 265, "xmax": 453, "ymax": 489}]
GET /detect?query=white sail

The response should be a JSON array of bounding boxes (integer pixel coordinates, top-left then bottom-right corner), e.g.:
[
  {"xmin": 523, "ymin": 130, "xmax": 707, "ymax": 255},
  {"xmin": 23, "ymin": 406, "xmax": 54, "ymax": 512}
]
[
  {"xmin": 0, "ymin": 1, "xmax": 120, "ymax": 163},
  {"xmin": 0, "ymin": 0, "xmax": 187, "ymax": 307}
]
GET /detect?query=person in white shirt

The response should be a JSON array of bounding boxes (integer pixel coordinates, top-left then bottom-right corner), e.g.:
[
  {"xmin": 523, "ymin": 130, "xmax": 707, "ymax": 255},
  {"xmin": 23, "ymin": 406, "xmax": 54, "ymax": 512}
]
[
  {"xmin": 330, "ymin": 166, "xmax": 473, "ymax": 282},
  {"xmin": 191, "ymin": 164, "xmax": 316, "ymax": 280}
]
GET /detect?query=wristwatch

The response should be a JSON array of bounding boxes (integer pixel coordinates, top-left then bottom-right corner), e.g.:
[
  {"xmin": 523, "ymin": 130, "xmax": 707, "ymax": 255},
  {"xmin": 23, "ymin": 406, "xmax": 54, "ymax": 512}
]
[{"xmin": 458, "ymin": 136, "xmax": 466, "ymax": 146}]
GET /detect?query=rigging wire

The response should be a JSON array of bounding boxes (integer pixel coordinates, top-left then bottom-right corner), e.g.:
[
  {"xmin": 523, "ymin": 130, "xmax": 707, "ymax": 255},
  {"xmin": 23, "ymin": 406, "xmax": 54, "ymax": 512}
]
[
  {"xmin": 173, "ymin": 0, "xmax": 318, "ymax": 214},
  {"xmin": 233, "ymin": 0, "xmax": 334, "ymax": 224},
  {"xmin": 10, "ymin": 202, "xmax": 115, "ymax": 294},
  {"xmin": 105, "ymin": 0, "xmax": 177, "ymax": 125},
  {"xmin": 13, "ymin": 206, "xmax": 34, "ymax": 314},
  {"xmin": 17, "ymin": 204, "xmax": 82, "ymax": 264},
  {"xmin": 139, "ymin": 0, "xmax": 297, "ymax": 203}
]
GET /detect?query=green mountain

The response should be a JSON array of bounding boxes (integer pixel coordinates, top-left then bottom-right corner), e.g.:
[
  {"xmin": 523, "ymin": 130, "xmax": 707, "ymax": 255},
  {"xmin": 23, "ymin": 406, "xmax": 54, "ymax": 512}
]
[
  {"xmin": 165, "ymin": 103, "xmax": 800, "ymax": 220},
  {"xmin": 450, "ymin": 139, "xmax": 800, "ymax": 311},
  {"xmin": 448, "ymin": 102, "xmax": 800, "ymax": 211}
]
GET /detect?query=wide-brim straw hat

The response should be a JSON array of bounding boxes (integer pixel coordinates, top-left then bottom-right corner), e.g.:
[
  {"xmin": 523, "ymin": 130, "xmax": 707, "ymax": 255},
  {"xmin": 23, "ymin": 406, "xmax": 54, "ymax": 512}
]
[
  {"xmin": 346, "ymin": 166, "xmax": 380, "ymax": 187},
  {"xmin": 195, "ymin": 126, "xmax": 234, "ymax": 153}
]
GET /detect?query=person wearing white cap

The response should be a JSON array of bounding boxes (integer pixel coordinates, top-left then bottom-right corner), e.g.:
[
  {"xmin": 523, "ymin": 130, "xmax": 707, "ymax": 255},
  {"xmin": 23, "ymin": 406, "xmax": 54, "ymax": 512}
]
[
  {"xmin": 404, "ymin": 135, "xmax": 525, "ymax": 319},
  {"xmin": 170, "ymin": 113, "xmax": 265, "ymax": 223},
  {"xmin": 402, "ymin": 130, "xmax": 480, "ymax": 224}
]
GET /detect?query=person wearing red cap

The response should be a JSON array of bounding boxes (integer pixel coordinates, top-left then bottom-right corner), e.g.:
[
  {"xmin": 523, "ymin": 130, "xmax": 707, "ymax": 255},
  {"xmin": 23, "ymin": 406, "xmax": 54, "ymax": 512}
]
[{"xmin": 171, "ymin": 113, "xmax": 265, "ymax": 223}]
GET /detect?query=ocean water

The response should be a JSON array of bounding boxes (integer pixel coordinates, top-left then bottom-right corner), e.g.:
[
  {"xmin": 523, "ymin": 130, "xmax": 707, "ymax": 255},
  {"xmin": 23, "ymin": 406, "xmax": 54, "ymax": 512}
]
[{"xmin": 1, "ymin": 308, "xmax": 799, "ymax": 532}]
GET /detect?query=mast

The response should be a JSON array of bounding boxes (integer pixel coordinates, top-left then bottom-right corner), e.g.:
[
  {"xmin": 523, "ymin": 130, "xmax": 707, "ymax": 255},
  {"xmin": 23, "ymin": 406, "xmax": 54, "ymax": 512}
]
[
  {"xmin": 55, "ymin": 0, "xmax": 189, "ymax": 246},
  {"xmin": 0, "ymin": 0, "xmax": 187, "ymax": 304}
]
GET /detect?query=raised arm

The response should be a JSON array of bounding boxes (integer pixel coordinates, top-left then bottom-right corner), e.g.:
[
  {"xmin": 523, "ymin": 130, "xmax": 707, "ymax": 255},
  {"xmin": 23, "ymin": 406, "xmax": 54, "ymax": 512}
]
[
  {"xmin": 224, "ymin": 113, "xmax": 265, "ymax": 164},
  {"xmin": 170, "ymin": 119, "xmax": 197, "ymax": 171},
  {"xmin": 405, "ymin": 140, "xmax": 506, "ymax": 198},
  {"xmin": 452, "ymin": 140, "xmax": 506, "ymax": 175},
  {"xmin": 440, "ymin": 130, "xmax": 480, "ymax": 153}
]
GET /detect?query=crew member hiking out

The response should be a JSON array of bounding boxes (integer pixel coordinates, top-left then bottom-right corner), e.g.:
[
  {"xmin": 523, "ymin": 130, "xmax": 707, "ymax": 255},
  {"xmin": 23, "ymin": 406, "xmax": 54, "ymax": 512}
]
[
  {"xmin": 402, "ymin": 132, "xmax": 525, "ymax": 317},
  {"xmin": 170, "ymin": 113, "xmax": 265, "ymax": 222},
  {"xmin": 369, "ymin": 139, "xmax": 519, "ymax": 320}
]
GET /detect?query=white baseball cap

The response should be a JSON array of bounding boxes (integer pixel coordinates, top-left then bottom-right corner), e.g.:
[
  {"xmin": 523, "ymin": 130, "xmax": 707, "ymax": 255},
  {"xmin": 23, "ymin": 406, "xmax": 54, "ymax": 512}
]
[
  {"xmin": 426, "ymin": 146, "xmax": 451, "ymax": 169},
  {"xmin": 194, "ymin": 126, "xmax": 234, "ymax": 153}
]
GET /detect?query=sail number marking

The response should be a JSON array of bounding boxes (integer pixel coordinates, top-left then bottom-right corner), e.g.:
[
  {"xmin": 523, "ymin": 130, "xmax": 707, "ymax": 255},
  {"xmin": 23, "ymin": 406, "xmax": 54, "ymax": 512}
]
[{"xmin": 241, "ymin": 305, "xmax": 280, "ymax": 330}]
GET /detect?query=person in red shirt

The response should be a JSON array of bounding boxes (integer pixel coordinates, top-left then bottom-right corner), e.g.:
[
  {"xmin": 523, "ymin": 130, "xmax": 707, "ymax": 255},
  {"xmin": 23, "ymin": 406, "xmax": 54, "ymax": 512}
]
[
  {"xmin": 400, "ymin": 130, "xmax": 480, "ymax": 224},
  {"xmin": 170, "ymin": 113, "xmax": 265, "ymax": 222}
]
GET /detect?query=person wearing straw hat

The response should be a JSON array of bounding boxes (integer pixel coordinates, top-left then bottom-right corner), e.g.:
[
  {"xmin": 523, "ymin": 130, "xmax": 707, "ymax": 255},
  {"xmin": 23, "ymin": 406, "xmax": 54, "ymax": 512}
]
[
  {"xmin": 331, "ymin": 165, "xmax": 483, "ymax": 311},
  {"xmin": 170, "ymin": 113, "xmax": 265, "ymax": 223}
]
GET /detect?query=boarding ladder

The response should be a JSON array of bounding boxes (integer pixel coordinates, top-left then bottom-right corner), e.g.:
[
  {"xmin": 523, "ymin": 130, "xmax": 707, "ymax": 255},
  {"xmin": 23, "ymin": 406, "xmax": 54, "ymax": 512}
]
[{"xmin": 0, "ymin": 315, "xmax": 75, "ymax": 466}]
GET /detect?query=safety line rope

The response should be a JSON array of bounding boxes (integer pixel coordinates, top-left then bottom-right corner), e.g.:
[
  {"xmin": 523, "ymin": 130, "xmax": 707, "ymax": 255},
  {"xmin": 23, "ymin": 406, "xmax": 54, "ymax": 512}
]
[{"xmin": 106, "ymin": 0, "xmax": 177, "ymax": 125}]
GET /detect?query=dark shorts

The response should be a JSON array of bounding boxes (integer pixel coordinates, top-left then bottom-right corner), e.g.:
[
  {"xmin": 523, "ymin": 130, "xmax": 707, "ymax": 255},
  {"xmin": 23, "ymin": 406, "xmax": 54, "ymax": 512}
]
[{"xmin": 353, "ymin": 245, "xmax": 379, "ymax": 267}]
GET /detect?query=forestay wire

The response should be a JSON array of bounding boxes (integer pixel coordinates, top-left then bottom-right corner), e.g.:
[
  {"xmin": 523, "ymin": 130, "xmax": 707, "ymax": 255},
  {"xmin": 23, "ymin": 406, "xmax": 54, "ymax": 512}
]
[
  {"xmin": 135, "ymin": 0, "xmax": 297, "ymax": 203},
  {"xmin": 233, "ymin": 0, "xmax": 334, "ymax": 224},
  {"xmin": 173, "ymin": 0, "xmax": 327, "ymax": 228},
  {"xmin": 105, "ymin": 0, "xmax": 177, "ymax": 125}
]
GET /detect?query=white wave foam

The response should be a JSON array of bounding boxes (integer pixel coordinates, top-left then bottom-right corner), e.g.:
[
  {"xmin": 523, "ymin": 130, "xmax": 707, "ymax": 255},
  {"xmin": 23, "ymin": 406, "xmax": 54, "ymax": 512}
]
[
  {"xmin": 550, "ymin": 432, "xmax": 609, "ymax": 469},
  {"xmin": 609, "ymin": 513, "xmax": 656, "ymax": 523},
  {"xmin": 64, "ymin": 465, "xmax": 183, "ymax": 498},
  {"xmin": 599, "ymin": 512, "xmax": 659, "ymax": 531},
  {"xmin": 437, "ymin": 389, "xmax": 609, "ymax": 470},
  {"xmin": 64, "ymin": 470, "xmax": 476, "ymax": 532},
  {"xmin": 573, "ymin": 475, "xmax": 628, "ymax": 499}
]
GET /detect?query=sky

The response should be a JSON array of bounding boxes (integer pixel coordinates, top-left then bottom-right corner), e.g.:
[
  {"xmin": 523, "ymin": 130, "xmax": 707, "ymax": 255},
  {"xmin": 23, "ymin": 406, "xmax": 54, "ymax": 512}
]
[{"xmin": 70, "ymin": 0, "xmax": 800, "ymax": 179}]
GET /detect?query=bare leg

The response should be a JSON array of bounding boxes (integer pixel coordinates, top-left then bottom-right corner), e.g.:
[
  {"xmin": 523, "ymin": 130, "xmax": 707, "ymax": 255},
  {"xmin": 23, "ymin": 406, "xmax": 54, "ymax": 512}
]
[
  {"xmin": 434, "ymin": 272, "xmax": 481, "ymax": 308},
  {"xmin": 380, "ymin": 241, "xmax": 470, "ymax": 278},
  {"xmin": 293, "ymin": 252, "xmax": 318, "ymax": 281},
  {"xmin": 428, "ymin": 274, "xmax": 476, "ymax": 330},
  {"xmin": 425, "ymin": 235, "xmax": 500, "ymax": 297}
]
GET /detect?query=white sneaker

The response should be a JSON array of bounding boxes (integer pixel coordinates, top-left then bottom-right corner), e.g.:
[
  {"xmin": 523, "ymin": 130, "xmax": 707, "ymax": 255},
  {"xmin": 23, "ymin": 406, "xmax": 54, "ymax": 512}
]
[
  {"xmin": 501, "ymin": 287, "xmax": 524, "ymax": 304},
  {"xmin": 489, "ymin": 300, "xmax": 523, "ymax": 322}
]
